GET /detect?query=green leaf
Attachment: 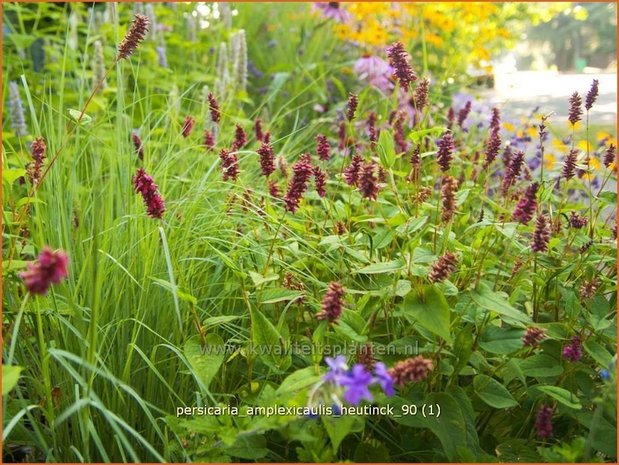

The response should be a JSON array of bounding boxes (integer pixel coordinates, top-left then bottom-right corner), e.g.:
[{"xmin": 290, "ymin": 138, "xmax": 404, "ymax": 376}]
[
  {"xmin": 408, "ymin": 127, "xmax": 446, "ymax": 144},
  {"xmin": 225, "ymin": 435, "xmax": 268, "ymax": 459},
  {"xmin": 353, "ymin": 259, "xmax": 404, "ymax": 274},
  {"xmin": 397, "ymin": 285, "xmax": 452, "ymax": 343},
  {"xmin": 353, "ymin": 440, "xmax": 391, "ymax": 462},
  {"xmin": 275, "ymin": 367, "xmax": 322, "ymax": 397},
  {"xmin": 248, "ymin": 271, "xmax": 279, "ymax": 287},
  {"xmin": 496, "ymin": 439, "xmax": 542, "ymax": 462},
  {"xmin": 257, "ymin": 287, "xmax": 303, "ymax": 304},
  {"xmin": 2, "ymin": 365, "xmax": 23, "ymax": 395},
  {"xmin": 473, "ymin": 374, "xmax": 519, "ymax": 408},
  {"xmin": 2, "ymin": 168, "xmax": 26, "ymax": 186},
  {"xmin": 16, "ymin": 197, "xmax": 45, "ymax": 208},
  {"xmin": 536, "ymin": 385, "xmax": 582, "ymax": 409},
  {"xmin": 479, "ymin": 325, "xmax": 524, "ymax": 354},
  {"xmin": 424, "ymin": 392, "xmax": 469, "ymax": 461},
  {"xmin": 377, "ymin": 129, "xmax": 396, "ymax": 167},
  {"xmin": 322, "ymin": 413, "xmax": 364, "ymax": 451},
  {"xmin": 202, "ymin": 315, "xmax": 242, "ymax": 328},
  {"xmin": 68, "ymin": 108, "xmax": 92, "ymax": 125},
  {"xmin": 184, "ymin": 335, "xmax": 225, "ymax": 390},
  {"xmin": 518, "ymin": 354, "xmax": 564, "ymax": 378},
  {"xmin": 151, "ymin": 277, "xmax": 197, "ymax": 305},
  {"xmin": 250, "ymin": 306, "xmax": 291, "ymax": 372},
  {"xmin": 583, "ymin": 340, "xmax": 612, "ymax": 367},
  {"xmin": 396, "ymin": 215, "xmax": 428, "ymax": 235},
  {"xmin": 468, "ymin": 282, "xmax": 531, "ymax": 325},
  {"xmin": 394, "ymin": 280, "xmax": 412, "ymax": 297}
]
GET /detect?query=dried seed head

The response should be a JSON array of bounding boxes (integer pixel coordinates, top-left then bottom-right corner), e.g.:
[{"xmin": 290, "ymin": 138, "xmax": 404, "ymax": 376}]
[
  {"xmin": 428, "ymin": 251, "xmax": 458, "ymax": 283},
  {"xmin": 522, "ymin": 327, "xmax": 546, "ymax": 347},
  {"xmin": 316, "ymin": 281, "xmax": 345, "ymax": 323},
  {"xmin": 388, "ymin": 356, "xmax": 433, "ymax": 386}
]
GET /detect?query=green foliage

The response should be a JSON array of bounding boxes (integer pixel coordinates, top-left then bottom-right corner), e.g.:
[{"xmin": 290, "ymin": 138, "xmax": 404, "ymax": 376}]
[{"xmin": 2, "ymin": 2, "xmax": 616, "ymax": 463}]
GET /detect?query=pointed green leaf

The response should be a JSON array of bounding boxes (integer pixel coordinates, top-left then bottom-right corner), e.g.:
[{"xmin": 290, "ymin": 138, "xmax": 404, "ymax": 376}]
[{"xmin": 398, "ymin": 285, "xmax": 452, "ymax": 343}]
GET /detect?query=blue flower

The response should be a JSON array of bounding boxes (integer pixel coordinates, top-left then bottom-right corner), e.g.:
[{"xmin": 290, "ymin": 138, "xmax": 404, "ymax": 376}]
[
  {"xmin": 340, "ymin": 364, "xmax": 373, "ymax": 405},
  {"xmin": 600, "ymin": 369, "xmax": 610, "ymax": 380},
  {"xmin": 323, "ymin": 355, "xmax": 348, "ymax": 384},
  {"xmin": 373, "ymin": 362, "xmax": 395, "ymax": 396}
]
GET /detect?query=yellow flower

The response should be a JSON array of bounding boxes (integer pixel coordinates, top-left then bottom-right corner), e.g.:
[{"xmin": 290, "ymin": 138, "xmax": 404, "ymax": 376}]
[
  {"xmin": 577, "ymin": 140, "xmax": 591, "ymax": 152},
  {"xmin": 526, "ymin": 126, "xmax": 538, "ymax": 138},
  {"xmin": 552, "ymin": 138, "xmax": 568, "ymax": 152},
  {"xmin": 424, "ymin": 33, "xmax": 443, "ymax": 47},
  {"xmin": 589, "ymin": 156, "xmax": 602, "ymax": 171},
  {"xmin": 570, "ymin": 121, "xmax": 582, "ymax": 130},
  {"xmin": 544, "ymin": 153, "xmax": 556, "ymax": 169},
  {"xmin": 503, "ymin": 122, "xmax": 515, "ymax": 132}
]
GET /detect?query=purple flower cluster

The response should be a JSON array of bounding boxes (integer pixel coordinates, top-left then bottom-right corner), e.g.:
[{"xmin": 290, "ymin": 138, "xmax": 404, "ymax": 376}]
[
  {"xmin": 562, "ymin": 335, "xmax": 582, "ymax": 362},
  {"xmin": 284, "ymin": 153, "xmax": 313, "ymax": 212},
  {"xmin": 219, "ymin": 149, "xmax": 239, "ymax": 182},
  {"xmin": 413, "ymin": 78, "xmax": 430, "ymax": 111},
  {"xmin": 257, "ymin": 140, "xmax": 275, "ymax": 177},
  {"xmin": 457, "ymin": 101, "xmax": 472, "ymax": 129},
  {"xmin": 313, "ymin": 166, "xmax": 327, "ymax": 198},
  {"xmin": 604, "ymin": 144, "xmax": 616, "ymax": 168},
  {"xmin": 181, "ymin": 116, "xmax": 195, "ymax": 138},
  {"xmin": 440, "ymin": 176, "xmax": 459, "ymax": 222},
  {"xmin": 585, "ymin": 79, "xmax": 599, "ymax": 111},
  {"xmin": 393, "ymin": 112, "xmax": 408, "ymax": 154},
  {"xmin": 203, "ymin": 129, "xmax": 216, "ymax": 152},
  {"xmin": 386, "ymin": 41, "xmax": 417, "ymax": 92},
  {"xmin": 568, "ymin": 92, "xmax": 583, "ymax": 126},
  {"xmin": 358, "ymin": 161, "xmax": 380, "ymax": 200},
  {"xmin": 133, "ymin": 168, "xmax": 166, "ymax": 219},
  {"xmin": 531, "ymin": 214, "xmax": 551, "ymax": 253},
  {"xmin": 20, "ymin": 247, "xmax": 69, "ymax": 295},
  {"xmin": 117, "ymin": 14, "xmax": 149, "ymax": 60},
  {"xmin": 501, "ymin": 150, "xmax": 524, "ymax": 195},
  {"xmin": 132, "ymin": 131, "xmax": 145, "ymax": 160},
  {"xmin": 323, "ymin": 356, "xmax": 394, "ymax": 405},
  {"xmin": 344, "ymin": 154, "xmax": 363, "ymax": 186},
  {"xmin": 346, "ymin": 92, "xmax": 358, "ymax": 121},
  {"xmin": 436, "ymin": 132, "xmax": 454, "ymax": 172},
  {"xmin": 483, "ymin": 108, "xmax": 501, "ymax": 168},
  {"xmin": 513, "ymin": 182, "xmax": 538, "ymax": 224},
  {"xmin": 27, "ymin": 136, "xmax": 47, "ymax": 185},
  {"xmin": 316, "ymin": 281, "xmax": 345, "ymax": 323},
  {"xmin": 561, "ymin": 149, "xmax": 578, "ymax": 180},
  {"xmin": 231, "ymin": 123, "xmax": 247, "ymax": 151},
  {"xmin": 254, "ymin": 118, "xmax": 264, "ymax": 142},
  {"xmin": 315, "ymin": 134, "xmax": 331, "ymax": 161},
  {"xmin": 208, "ymin": 93, "xmax": 221, "ymax": 124},
  {"xmin": 535, "ymin": 404, "xmax": 554, "ymax": 438},
  {"xmin": 568, "ymin": 211, "xmax": 588, "ymax": 229},
  {"xmin": 367, "ymin": 112, "xmax": 379, "ymax": 145}
]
